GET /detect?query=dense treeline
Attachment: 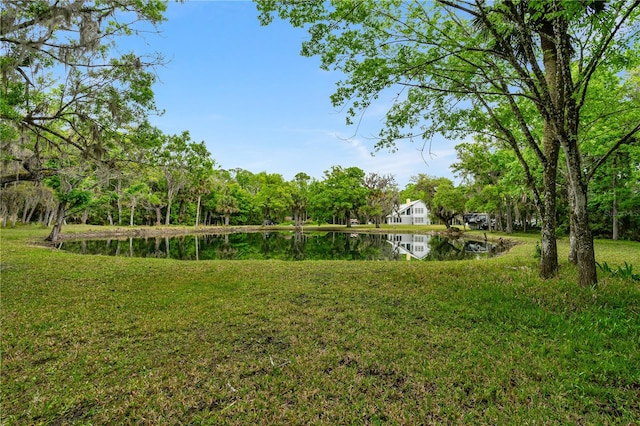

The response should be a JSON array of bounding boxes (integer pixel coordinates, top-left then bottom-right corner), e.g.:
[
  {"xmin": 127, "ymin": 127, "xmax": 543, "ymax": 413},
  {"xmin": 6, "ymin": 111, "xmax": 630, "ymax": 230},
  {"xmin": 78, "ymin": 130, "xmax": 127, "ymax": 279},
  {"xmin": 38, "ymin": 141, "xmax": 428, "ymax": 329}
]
[{"xmin": 3, "ymin": 147, "xmax": 639, "ymax": 242}]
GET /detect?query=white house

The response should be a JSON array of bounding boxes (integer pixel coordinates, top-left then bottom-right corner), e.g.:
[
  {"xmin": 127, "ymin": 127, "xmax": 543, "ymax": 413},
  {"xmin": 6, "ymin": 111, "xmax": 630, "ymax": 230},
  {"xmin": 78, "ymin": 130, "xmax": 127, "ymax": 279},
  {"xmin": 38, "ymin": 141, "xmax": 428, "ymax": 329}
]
[{"xmin": 386, "ymin": 199, "xmax": 431, "ymax": 225}]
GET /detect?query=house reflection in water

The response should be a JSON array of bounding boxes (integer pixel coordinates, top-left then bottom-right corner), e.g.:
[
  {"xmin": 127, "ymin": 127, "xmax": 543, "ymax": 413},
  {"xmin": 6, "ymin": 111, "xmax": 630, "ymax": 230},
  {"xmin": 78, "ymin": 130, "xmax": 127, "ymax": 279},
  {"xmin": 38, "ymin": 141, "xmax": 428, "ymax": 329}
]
[
  {"xmin": 387, "ymin": 234, "xmax": 431, "ymax": 260},
  {"xmin": 386, "ymin": 234, "xmax": 497, "ymax": 260}
]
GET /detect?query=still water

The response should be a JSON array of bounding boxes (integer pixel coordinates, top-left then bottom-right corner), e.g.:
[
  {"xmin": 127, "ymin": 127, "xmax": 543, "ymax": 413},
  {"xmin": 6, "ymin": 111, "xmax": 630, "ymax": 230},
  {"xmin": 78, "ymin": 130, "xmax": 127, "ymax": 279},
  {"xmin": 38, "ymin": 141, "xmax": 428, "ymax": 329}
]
[{"xmin": 59, "ymin": 231, "xmax": 505, "ymax": 261}]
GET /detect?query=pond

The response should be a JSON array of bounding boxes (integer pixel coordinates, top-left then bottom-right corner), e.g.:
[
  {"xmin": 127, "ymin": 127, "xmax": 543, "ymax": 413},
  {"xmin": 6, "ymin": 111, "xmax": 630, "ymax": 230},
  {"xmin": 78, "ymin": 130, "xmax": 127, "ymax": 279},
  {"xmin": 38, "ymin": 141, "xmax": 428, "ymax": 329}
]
[{"xmin": 58, "ymin": 231, "xmax": 506, "ymax": 261}]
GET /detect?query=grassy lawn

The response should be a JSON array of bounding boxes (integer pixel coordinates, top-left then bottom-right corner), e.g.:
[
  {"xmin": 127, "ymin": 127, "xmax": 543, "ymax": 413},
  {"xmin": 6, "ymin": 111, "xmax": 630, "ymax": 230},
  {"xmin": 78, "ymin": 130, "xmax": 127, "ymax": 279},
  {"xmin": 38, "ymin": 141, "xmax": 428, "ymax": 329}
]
[{"xmin": 2, "ymin": 225, "xmax": 639, "ymax": 424}]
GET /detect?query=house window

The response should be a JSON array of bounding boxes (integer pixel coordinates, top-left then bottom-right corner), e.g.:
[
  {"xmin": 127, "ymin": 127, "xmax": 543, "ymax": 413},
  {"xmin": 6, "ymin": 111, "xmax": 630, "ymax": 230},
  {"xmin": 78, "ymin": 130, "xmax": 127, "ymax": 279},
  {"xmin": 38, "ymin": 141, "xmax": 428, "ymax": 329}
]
[
  {"xmin": 415, "ymin": 236, "xmax": 424, "ymax": 242},
  {"xmin": 415, "ymin": 245, "xmax": 424, "ymax": 252},
  {"xmin": 415, "ymin": 217, "xmax": 424, "ymax": 223},
  {"xmin": 415, "ymin": 208, "xmax": 424, "ymax": 214}
]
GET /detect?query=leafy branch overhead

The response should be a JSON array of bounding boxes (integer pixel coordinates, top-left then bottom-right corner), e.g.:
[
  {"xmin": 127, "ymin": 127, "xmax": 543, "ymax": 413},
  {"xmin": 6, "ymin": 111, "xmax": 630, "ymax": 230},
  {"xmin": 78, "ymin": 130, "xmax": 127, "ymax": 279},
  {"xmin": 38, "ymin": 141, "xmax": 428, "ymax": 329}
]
[{"xmin": 1, "ymin": 0, "xmax": 168, "ymax": 185}]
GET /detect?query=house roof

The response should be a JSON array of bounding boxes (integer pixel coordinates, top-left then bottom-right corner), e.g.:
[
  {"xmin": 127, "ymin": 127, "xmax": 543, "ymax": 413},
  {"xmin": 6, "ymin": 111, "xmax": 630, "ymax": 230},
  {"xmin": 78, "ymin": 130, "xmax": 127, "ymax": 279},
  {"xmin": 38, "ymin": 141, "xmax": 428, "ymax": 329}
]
[
  {"xmin": 396, "ymin": 199, "xmax": 424, "ymax": 212},
  {"xmin": 387, "ymin": 199, "xmax": 426, "ymax": 218}
]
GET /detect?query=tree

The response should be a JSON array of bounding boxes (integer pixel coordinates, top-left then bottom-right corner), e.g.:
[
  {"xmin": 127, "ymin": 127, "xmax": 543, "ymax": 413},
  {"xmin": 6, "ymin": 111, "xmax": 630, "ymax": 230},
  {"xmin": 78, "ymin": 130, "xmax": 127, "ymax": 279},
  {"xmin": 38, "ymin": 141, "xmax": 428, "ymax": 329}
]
[
  {"xmin": 216, "ymin": 187, "xmax": 239, "ymax": 226},
  {"xmin": 253, "ymin": 172, "xmax": 292, "ymax": 224},
  {"xmin": 313, "ymin": 166, "xmax": 367, "ymax": 227},
  {"xmin": 257, "ymin": 0, "xmax": 640, "ymax": 286},
  {"xmin": 184, "ymin": 141, "xmax": 216, "ymax": 227},
  {"xmin": 124, "ymin": 182, "xmax": 150, "ymax": 226},
  {"xmin": 307, "ymin": 179, "xmax": 331, "ymax": 225},
  {"xmin": 431, "ymin": 180, "xmax": 466, "ymax": 229},
  {"xmin": 588, "ymin": 145, "xmax": 640, "ymax": 241},
  {"xmin": 290, "ymin": 172, "xmax": 311, "ymax": 229},
  {"xmin": 44, "ymin": 162, "xmax": 93, "ymax": 242},
  {"xmin": 153, "ymin": 131, "xmax": 213, "ymax": 226},
  {"xmin": 361, "ymin": 172, "xmax": 398, "ymax": 228}
]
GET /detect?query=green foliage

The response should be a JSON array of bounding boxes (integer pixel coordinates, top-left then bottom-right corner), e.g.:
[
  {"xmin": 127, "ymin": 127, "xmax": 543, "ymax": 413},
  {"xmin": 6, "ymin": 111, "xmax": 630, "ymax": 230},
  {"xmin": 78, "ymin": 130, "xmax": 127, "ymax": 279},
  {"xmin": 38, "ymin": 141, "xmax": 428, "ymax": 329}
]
[
  {"xmin": 309, "ymin": 166, "xmax": 368, "ymax": 225},
  {"xmin": 597, "ymin": 261, "xmax": 640, "ymax": 281},
  {"xmin": 534, "ymin": 242, "xmax": 542, "ymax": 260},
  {"xmin": 430, "ymin": 180, "xmax": 466, "ymax": 227},
  {"xmin": 1, "ymin": 0, "xmax": 168, "ymax": 187}
]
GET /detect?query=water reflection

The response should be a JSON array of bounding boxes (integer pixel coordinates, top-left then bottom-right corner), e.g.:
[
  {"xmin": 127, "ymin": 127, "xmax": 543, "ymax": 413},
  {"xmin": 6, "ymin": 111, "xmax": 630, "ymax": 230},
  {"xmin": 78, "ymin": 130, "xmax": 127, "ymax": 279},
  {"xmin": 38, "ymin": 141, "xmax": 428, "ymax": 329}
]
[{"xmin": 59, "ymin": 232, "xmax": 505, "ymax": 261}]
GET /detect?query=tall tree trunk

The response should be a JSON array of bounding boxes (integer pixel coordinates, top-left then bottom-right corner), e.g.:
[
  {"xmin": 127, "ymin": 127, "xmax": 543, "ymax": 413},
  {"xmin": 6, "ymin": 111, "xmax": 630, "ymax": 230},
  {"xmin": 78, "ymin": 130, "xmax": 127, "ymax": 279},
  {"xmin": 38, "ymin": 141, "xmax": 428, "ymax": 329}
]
[
  {"xmin": 294, "ymin": 210, "xmax": 303, "ymax": 230},
  {"xmin": 46, "ymin": 202, "xmax": 67, "ymax": 243},
  {"xmin": 538, "ymin": 18, "xmax": 561, "ymax": 279}
]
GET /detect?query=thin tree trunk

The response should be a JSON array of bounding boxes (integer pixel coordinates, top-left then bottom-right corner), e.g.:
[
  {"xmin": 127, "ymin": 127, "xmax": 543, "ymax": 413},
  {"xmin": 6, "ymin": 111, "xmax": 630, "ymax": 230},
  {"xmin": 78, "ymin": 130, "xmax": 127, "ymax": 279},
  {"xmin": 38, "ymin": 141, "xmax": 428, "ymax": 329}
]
[
  {"xmin": 612, "ymin": 157, "xmax": 619, "ymax": 240},
  {"xmin": 505, "ymin": 199, "xmax": 513, "ymax": 234},
  {"xmin": 195, "ymin": 194, "xmax": 202, "ymax": 227},
  {"xmin": 564, "ymin": 143, "xmax": 597, "ymax": 286},
  {"xmin": 567, "ymin": 176, "xmax": 578, "ymax": 264},
  {"xmin": 117, "ymin": 177, "xmax": 122, "ymax": 226},
  {"xmin": 165, "ymin": 201, "xmax": 172, "ymax": 225},
  {"xmin": 25, "ymin": 201, "xmax": 38, "ymax": 223},
  {"xmin": 45, "ymin": 206, "xmax": 54, "ymax": 227},
  {"xmin": 130, "ymin": 201, "xmax": 136, "ymax": 226},
  {"xmin": 21, "ymin": 198, "xmax": 30, "ymax": 223}
]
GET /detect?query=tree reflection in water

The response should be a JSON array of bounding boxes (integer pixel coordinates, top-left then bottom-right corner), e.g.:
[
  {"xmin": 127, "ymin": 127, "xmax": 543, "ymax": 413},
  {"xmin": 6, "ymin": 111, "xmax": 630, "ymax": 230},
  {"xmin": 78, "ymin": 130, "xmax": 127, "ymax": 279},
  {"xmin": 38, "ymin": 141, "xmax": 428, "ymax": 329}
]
[{"xmin": 59, "ymin": 232, "xmax": 505, "ymax": 261}]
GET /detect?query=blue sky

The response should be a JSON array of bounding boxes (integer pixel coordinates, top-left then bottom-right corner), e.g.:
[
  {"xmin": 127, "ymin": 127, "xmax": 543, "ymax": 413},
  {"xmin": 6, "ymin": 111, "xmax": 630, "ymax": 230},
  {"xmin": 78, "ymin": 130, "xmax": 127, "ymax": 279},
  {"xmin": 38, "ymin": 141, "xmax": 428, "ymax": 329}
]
[{"xmin": 133, "ymin": 1, "xmax": 460, "ymax": 188}]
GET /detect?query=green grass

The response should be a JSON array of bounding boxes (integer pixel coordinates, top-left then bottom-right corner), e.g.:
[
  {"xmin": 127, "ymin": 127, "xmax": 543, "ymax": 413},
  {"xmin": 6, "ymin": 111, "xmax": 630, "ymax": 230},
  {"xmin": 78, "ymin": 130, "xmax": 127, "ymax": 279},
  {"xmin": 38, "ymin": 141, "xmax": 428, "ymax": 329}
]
[{"xmin": 2, "ymin": 225, "xmax": 639, "ymax": 424}]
